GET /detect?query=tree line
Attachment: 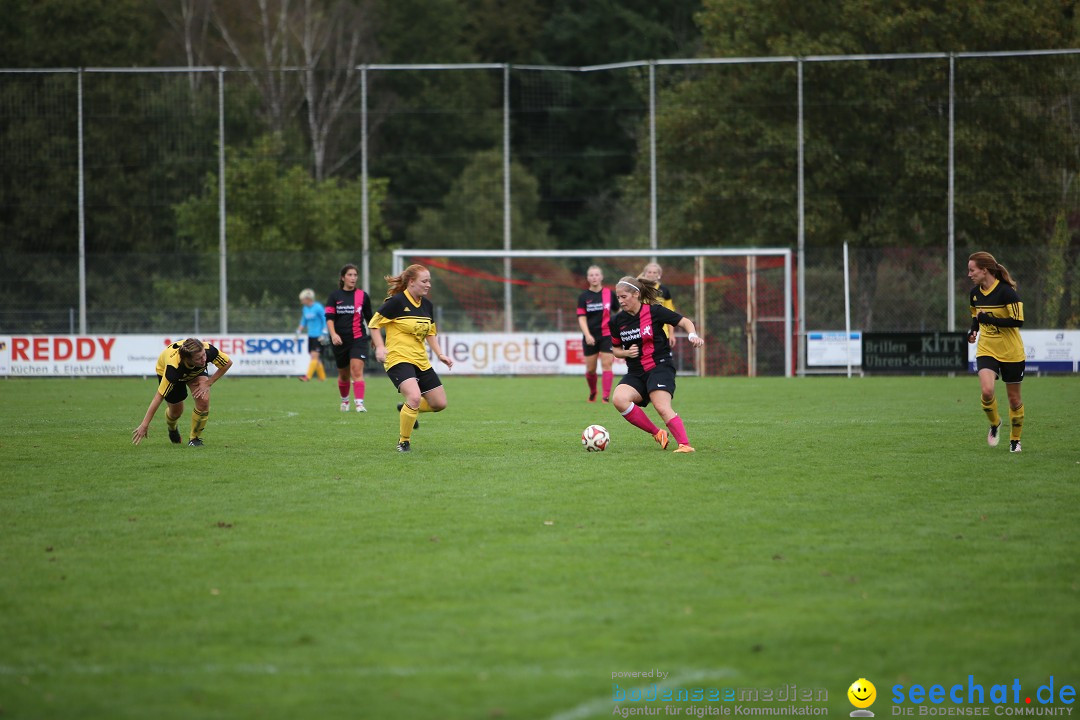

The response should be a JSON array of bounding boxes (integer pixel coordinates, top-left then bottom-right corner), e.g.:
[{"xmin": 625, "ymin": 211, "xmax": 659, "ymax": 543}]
[{"xmin": 1, "ymin": 0, "xmax": 1078, "ymax": 330}]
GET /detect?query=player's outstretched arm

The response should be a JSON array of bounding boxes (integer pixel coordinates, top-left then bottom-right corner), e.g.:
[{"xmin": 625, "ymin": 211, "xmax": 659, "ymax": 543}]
[
  {"xmin": 677, "ymin": 317, "xmax": 705, "ymax": 347},
  {"xmin": 132, "ymin": 391, "xmax": 165, "ymax": 446}
]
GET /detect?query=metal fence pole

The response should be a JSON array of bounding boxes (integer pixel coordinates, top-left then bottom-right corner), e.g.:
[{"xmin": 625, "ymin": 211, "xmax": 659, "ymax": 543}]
[
  {"xmin": 361, "ymin": 65, "xmax": 370, "ymax": 295},
  {"xmin": 77, "ymin": 69, "xmax": 87, "ymax": 335},
  {"xmin": 217, "ymin": 68, "xmax": 228, "ymax": 334},
  {"xmin": 503, "ymin": 64, "xmax": 513, "ymax": 333},
  {"xmin": 796, "ymin": 59, "xmax": 806, "ymax": 375},
  {"xmin": 649, "ymin": 60, "xmax": 657, "ymax": 256},
  {"xmin": 948, "ymin": 54, "xmax": 956, "ymax": 331}
]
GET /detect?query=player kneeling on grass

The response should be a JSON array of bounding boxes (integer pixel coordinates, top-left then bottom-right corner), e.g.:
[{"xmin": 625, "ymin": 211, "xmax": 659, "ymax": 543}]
[
  {"xmin": 609, "ymin": 276, "xmax": 705, "ymax": 454},
  {"xmin": 132, "ymin": 338, "xmax": 233, "ymax": 448}
]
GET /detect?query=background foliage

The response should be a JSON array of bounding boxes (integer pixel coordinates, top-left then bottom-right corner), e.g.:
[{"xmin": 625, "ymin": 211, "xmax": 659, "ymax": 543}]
[{"xmin": 1, "ymin": 0, "xmax": 1079, "ymax": 333}]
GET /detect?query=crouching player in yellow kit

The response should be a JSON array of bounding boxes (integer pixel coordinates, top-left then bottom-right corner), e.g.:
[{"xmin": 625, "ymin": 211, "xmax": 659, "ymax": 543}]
[
  {"xmin": 368, "ymin": 264, "xmax": 453, "ymax": 452},
  {"xmin": 132, "ymin": 338, "xmax": 233, "ymax": 448},
  {"xmin": 967, "ymin": 251, "xmax": 1026, "ymax": 453}
]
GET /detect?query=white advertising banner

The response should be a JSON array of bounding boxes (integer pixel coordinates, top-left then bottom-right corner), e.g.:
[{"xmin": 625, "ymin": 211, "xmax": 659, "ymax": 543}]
[
  {"xmin": 967, "ymin": 329, "xmax": 1080, "ymax": 373},
  {"xmin": 437, "ymin": 332, "xmax": 628, "ymax": 375},
  {"xmin": 0, "ymin": 332, "xmax": 632, "ymax": 377},
  {"xmin": 806, "ymin": 331, "xmax": 862, "ymax": 367},
  {"xmin": 0, "ymin": 335, "xmax": 310, "ymax": 377}
]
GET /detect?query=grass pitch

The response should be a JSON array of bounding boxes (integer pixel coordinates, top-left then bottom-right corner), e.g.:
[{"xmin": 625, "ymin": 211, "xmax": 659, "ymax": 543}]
[{"xmin": 1, "ymin": 374, "xmax": 1078, "ymax": 719}]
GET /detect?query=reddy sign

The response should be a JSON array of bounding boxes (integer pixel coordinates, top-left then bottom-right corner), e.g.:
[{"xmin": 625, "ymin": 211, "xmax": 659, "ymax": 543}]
[{"xmin": 0, "ymin": 335, "xmax": 309, "ymax": 377}]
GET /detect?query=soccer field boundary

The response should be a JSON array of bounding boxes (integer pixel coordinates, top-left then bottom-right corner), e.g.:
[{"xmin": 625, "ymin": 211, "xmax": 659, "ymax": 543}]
[
  {"xmin": 548, "ymin": 668, "xmax": 741, "ymax": 720},
  {"xmin": 2, "ymin": 376, "xmax": 1078, "ymax": 719}
]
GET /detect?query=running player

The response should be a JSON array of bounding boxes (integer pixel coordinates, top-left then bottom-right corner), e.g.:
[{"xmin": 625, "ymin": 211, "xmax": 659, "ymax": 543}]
[
  {"xmin": 967, "ymin": 251, "xmax": 1026, "ymax": 453},
  {"xmin": 325, "ymin": 263, "xmax": 374, "ymax": 412},
  {"xmin": 609, "ymin": 276, "xmax": 704, "ymax": 454},
  {"xmin": 131, "ymin": 338, "xmax": 232, "ymax": 448},
  {"xmin": 368, "ymin": 264, "xmax": 453, "ymax": 452},
  {"xmin": 576, "ymin": 265, "xmax": 615, "ymax": 403}
]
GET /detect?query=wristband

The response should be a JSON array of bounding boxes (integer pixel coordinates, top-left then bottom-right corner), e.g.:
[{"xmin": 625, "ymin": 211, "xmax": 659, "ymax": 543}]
[{"xmin": 688, "ymin": 332, "xmax": 700, "ymax": 341}]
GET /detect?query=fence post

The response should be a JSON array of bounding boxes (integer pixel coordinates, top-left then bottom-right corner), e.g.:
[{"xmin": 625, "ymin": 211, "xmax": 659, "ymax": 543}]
[
  {"xmin": 503, "ymin": 64, "xmax": 513, "ymax": 333},
  {"xmin": 77, "ymin": 69, "xmax": 87, "ymax": 335},
  {"xmin": 217, "ymin": 67, "xmax": 228, "ymax": 334}
]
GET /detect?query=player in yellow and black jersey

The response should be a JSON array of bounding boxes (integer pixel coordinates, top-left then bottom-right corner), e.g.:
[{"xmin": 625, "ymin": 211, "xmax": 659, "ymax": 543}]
[
  {"xmin": 368, "ymin": 264, "xmax": 453, "ymax": 452},
  {"xmin": 638, "ymin": 261, "xmax": 676, "ymax": 338},
  {"xmin": 132, "ymin": 338, "xmax": 232, "ymax": 448},
  {"xmin": 967, "ymin": 251, "xmax": 1026, "ymax": 453}
]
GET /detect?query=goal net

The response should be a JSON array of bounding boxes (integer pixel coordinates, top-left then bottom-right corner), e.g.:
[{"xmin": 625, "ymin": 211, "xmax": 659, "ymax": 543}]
[{"xmin": 391, "ymin": 248, "xmax": 793, "ymax": 377}]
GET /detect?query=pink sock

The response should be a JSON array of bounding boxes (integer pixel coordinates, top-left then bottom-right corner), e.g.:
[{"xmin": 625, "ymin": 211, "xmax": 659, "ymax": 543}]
[
  {"xmin": 601, "ymin": 371, "xmax": 613, "ymax": 399},
  {"xmin": 585, "ymin": 371, "xmax": 597, "ymax": 395},
  {"xmin": 353, "ymin": 380, "xmax": 365, "ymax": 400},
  {"xmin": 621, "ymin": 404, "xmax": 660, "ymax": 435},
  {"xmin": 666, "ymin": 414, "xmax": 690, "ymax": 445},
  {"xmin": 338, "ymin": 380, "xmax": 349, "ymax": 400}
]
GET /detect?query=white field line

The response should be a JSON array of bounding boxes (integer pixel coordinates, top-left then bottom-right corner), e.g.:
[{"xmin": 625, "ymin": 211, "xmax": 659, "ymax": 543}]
[{"xmin": 549, "ymin": 668, "xmax": 740, "ymax": 720}]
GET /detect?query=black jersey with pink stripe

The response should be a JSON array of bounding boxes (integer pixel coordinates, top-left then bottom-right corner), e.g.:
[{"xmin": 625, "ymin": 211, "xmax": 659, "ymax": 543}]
[
  {"xmin": 325, "ymin": 288, "xmax": 373, "ymax": 340},
  {"xmin": 610, "ymin": 303, "xmax": 684, "ymax": 373},
  {"xmin": 576, "ymin": 287, "xmax": 614, "ymax": 337}
]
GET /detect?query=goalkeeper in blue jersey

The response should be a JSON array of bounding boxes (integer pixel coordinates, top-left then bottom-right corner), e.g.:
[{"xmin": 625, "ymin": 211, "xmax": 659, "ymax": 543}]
[{"xmin": 296, "ymin": 288, "xmax": 328, "ymax": 382}]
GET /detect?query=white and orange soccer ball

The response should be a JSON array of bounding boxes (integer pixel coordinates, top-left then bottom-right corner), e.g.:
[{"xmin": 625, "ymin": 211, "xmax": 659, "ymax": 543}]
[{"xmin": 581, "ymin": 424, "xmax": 610, "ymax": 452}]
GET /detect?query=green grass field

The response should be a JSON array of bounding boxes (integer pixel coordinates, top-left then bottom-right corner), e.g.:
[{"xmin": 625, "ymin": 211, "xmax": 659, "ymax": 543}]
[{"xmin": 1, "ymin": 374, "xmax": 1078, "ymax": 719}]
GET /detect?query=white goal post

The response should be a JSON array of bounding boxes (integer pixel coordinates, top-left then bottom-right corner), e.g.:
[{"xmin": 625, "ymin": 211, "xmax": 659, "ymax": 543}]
[{"xmin": 392, "ymin": 247, "xmax": 794, "ymax": 377}]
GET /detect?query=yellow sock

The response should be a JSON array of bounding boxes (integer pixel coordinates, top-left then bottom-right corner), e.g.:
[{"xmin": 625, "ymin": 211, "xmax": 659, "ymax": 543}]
[
  {"xmin": 418, "ymin": 397, "xmax": 432, "ymax": 413},
  {"xmin": 306, "ymin": 359, "xmax": 320, "ymax": 379},
  {"xmin": 315, "ymin": 361, "xmax": 326, "ymax": 380},
  {"xmin": 1009, "ymin": 404, "xmax": 1024, "ymax": 441},
  {"xmin": 981, "ymin": 396, "xmax": 1000, "ymax": 428},
  {"xmin": 399, "ymin": 403, "xmax": 419, "ymax": 442},
  {"xmin": 191, "ymin": 409, "xmax": 209, "ymax": 439},
  {"xmin": 165, "ymin": 410, "xmax": 180, "ymax": 431}
]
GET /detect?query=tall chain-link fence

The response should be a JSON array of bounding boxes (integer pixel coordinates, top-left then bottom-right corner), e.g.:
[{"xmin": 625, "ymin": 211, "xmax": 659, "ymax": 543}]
[{"xmin": 2, "ymin": 54, "xmax": 1079, "ymax": 374}]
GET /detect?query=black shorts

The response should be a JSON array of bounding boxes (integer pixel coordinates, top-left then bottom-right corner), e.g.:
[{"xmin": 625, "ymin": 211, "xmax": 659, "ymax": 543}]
[
  {"xmin": 386, "ymin": 363, "xmax": 443, "ymax": 394},
  {"xmin": 332, "ymin": 336, "xmax": 369, "ymax": 368},
  {"xmin": 976, "ymin": 356, "xmax": 1025, "ymax": 384},
  {"xmin": 306, "ymin": 337, "xmax": 323, "ymax": 354},
  {"xmin": 583, "ymin": 335, "xmax": 613, "ymax": 356},
  {"xmin": 158, "ymin": 373, "xmax": 206, "ymax": 404},
  {"xmin": 617, "ymin": 365, "xmax": 677, "ymax": 408}
]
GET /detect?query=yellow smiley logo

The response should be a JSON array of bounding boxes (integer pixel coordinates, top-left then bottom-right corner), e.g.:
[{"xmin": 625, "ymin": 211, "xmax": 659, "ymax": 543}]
[{"xmin": 848, "ymin": 678, "xmax": 877, "ymax": 709}]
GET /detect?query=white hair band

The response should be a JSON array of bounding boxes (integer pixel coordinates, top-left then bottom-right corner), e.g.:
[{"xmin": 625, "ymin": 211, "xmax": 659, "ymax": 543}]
[{"xmin": 617, "ymin": 280, "xmax": 638, "ymax": 290}]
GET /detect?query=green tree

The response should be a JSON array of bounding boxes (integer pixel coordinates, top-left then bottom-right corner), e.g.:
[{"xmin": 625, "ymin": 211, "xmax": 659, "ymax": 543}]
[
  {"xmin": 515, "ymin": 0, "xmax": 702, "ymax": 248},
  {"xmin": 630, "ymin": 0, "xmax": 1080, "ymax": 328},
  {"xmin": 0, "ymin": 0, "xmax": 156, "ymax": 67},
  {"xmin": 174, "ymin": 134, "xmax": 389, "ymax": 306},
  {"xmin": 406, "ymin": 148, "xmax": 552, "ymax": 249}
]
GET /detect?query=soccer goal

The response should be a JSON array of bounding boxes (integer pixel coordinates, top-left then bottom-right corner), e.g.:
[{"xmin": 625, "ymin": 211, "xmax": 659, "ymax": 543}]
[{"xmin": 391, "ymin": 248, "xmax": 793, "ymax": 377}]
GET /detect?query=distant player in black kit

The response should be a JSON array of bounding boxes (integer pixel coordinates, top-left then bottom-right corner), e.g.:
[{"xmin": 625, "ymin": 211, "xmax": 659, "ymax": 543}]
[
  {"xmin": 609, "ymin": 276, "xmax": 705, "ymax": 454},
  {"xmin": 325, "ymin": 263, "xmax": 374, "ymax": 412},
  {"xmin": 576, "ymin": 265, "xmax": 615, "ymax": 402}
]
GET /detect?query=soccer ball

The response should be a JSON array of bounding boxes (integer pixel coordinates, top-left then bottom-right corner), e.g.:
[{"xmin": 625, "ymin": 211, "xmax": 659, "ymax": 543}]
[{"xmin": 581, "ymin": 424, "xmax": 610, "ymax": 452}]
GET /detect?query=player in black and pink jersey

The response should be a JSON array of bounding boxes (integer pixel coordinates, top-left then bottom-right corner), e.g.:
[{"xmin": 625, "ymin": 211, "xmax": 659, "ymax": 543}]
[
  {"xmin": 576, "ymin": 265, "xmax": 615, "ymax": 403},
  {"xmin": 609, "ymin": 276, "xmax": 705, "ymax": 454},
  {"xmin": 325, "ymin": 263, "xmax": 374, "ymax": 413}
]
